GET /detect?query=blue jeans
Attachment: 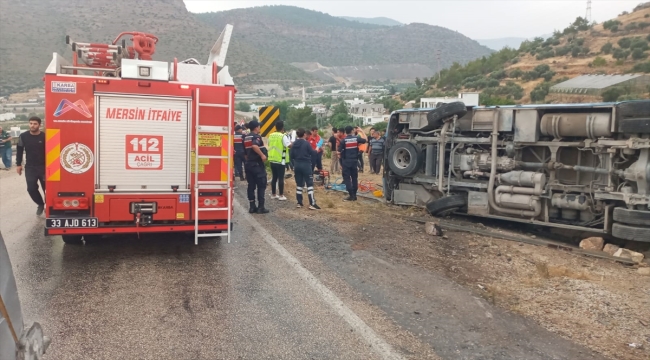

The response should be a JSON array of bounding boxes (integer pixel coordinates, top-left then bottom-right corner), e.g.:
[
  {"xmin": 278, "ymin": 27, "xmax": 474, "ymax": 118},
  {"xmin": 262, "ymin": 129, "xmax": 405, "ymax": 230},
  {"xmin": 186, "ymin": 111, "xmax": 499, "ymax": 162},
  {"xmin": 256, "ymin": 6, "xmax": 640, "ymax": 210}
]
[{"xmin": 1, "ymin": 146, "xmax": 11, "ymax": 169}]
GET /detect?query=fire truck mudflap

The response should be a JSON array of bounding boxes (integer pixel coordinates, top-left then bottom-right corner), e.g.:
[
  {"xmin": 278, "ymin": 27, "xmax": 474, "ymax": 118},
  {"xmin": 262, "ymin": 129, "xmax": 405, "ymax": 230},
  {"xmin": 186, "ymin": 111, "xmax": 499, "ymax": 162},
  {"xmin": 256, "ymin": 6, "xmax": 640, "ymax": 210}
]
[{"xmin": 43, "ymin": 25, "xmax": 236, "ymax": 244}]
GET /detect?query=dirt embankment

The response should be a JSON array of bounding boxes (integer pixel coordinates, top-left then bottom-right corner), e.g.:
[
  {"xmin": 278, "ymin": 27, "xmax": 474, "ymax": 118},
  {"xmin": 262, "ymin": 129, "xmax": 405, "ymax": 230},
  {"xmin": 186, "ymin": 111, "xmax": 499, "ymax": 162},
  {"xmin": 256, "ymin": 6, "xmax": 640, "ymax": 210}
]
[{"xmin": 283, "ymin": 155, "xmax": 650, "ymax": 360}]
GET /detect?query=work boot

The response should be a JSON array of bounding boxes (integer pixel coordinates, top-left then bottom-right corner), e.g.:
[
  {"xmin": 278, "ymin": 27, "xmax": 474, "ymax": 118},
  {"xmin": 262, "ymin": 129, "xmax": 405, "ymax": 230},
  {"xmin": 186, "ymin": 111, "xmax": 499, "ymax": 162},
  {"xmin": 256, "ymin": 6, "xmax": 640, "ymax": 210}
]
[
  {"xmin": 343, "ymin": 196, "xmax": 354, "ymax": 202},
  {"xmin": 257, "ymin": 207, "xmax": 269, "ymax": 214},
  {"xmin": 249, "ymin": 202, "xmax": 258, "ymax": 214},
  {"xmin": 36, "ymin": 204, "xmax": 44, "ymax": 216}
]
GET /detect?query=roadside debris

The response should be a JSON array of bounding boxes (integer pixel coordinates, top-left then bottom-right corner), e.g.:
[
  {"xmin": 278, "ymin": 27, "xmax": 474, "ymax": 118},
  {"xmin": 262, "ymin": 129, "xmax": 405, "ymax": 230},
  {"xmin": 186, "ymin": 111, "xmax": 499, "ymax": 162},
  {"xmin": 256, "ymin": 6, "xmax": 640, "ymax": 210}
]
[
  {"xmin": 579, "ymin": 237, "xmax": 604, "ymax": 251},
  {"xmin": 425, "ymin": 222, "xmax": 443, "ymax": 236},
  {"xmin": 602, "ymin": 243, "xmax": 620, "ymax": 256},
  {"xmin": 613, "ymin": 248, "xmax": 645, "ymax": 264},
  {"xmin": 628, "ymin": 343, "xmax": 644, "ymax": 349}
]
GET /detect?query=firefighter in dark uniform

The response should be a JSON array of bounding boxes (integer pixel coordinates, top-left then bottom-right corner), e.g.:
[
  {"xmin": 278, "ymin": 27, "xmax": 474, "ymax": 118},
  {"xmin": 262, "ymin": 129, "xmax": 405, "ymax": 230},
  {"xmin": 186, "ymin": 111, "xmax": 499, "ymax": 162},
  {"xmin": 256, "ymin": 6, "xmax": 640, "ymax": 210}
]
[
  {"xmin": 244, "ymin": 120, "xmax": 269, "ymax": 214},
  {"xmin": 233, "ymin": 125, "xmax": 245, "ymax": 181},
  {"xmin": 338, "ymin": 125, "xmax": 366, "ymax": 201}
]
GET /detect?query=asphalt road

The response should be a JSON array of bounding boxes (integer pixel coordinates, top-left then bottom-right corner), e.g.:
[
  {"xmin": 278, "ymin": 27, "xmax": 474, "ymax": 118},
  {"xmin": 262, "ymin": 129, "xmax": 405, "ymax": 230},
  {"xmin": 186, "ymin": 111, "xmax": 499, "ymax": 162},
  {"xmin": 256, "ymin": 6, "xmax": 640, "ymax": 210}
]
[{"xmin": 0, "ymin": 169, "xmax": 607, "ymax": 360}]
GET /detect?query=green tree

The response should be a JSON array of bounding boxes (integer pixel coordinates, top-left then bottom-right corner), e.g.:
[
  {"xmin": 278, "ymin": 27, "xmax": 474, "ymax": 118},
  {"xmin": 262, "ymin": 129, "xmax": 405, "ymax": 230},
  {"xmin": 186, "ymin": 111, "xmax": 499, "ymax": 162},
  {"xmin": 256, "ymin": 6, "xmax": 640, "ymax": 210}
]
[
  {"xmin": 380, "ymin": 97, "xmax": 402, "ymax": 112},
  {"xmin": 286, "ymin": 107, "xmax": 316, "ymax": 129},
  {"xmin": 601, "ymin": 43, "xmax": 613, "ymax": 54},
  {"xmin": 592, "ymin": 57, "xmax": 607, "ymax": 67},
  {"xmin": 509, "ymin": 68, "xmax": 524, "ymax": 79},
  {"xmin": 601, "ymin": 88, "xmax": 623, "ymax": 102},
  {"xmin": 235, "ymin": 102, "xmax": 251, "ymax": 112},
  {"xmin": 414, "ymin": 77, "xmax": 422, "ymax": 88},
  {"xmin": 618, "ymin": 37, "xmax": 632, "ymax": 49},
  {"xmin": 613, "ymin": 48, "xmax": 631, "ymax": 60},
  {"xmin": 270, "ymin": 101, "xmax": 291, "ymax": 121},
  {"xmin": 632, "ymin": 49, "xmax": 648, "ymax": 60}
]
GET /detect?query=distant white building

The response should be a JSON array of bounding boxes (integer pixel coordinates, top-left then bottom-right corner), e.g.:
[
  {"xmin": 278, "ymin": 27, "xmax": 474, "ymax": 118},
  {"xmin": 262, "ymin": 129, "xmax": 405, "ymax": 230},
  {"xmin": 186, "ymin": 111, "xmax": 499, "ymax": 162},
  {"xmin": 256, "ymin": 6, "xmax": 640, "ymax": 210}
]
[
  {"xmin": 344, "ymin": 97, "xmax": 365, "ymax": 107},
  {"xmin": 350, "ymin": 103, "xmax": 386, "ymax": 125},
  {"xmin": 249, "ymin": 104, "xmax": 259, "ymax": 112},
  {"xmin": 421, "ymin": 92, "xmax": 480, "ymax": 108},
  {"xmin": 0, "ymin": 112, "xmax": 16, "ymax": 122}
]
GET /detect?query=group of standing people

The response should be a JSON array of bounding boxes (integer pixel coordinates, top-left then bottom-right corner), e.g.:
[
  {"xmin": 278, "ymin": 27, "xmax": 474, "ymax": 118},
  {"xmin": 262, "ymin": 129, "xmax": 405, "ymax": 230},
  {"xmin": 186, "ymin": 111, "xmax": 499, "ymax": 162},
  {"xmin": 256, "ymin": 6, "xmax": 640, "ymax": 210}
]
[
  {"xmin": 328, "ymin": 126, "xmax": 385, "ymax": 175},
  {"xmin": 234, "ymin": 120, "xmax": 324, "ymax": 213},
  {"xmin": 233, "ymin": 119, "xmax": 384, "ymax": 212}
]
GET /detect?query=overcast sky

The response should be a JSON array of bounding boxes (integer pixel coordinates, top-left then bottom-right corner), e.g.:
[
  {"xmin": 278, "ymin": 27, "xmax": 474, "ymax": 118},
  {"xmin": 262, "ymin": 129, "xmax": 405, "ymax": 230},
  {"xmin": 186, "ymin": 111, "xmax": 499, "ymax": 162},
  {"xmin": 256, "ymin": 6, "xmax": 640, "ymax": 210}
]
[{"xmin": 184, "ymin": 0, "xmax": 640, "ymax": 39}]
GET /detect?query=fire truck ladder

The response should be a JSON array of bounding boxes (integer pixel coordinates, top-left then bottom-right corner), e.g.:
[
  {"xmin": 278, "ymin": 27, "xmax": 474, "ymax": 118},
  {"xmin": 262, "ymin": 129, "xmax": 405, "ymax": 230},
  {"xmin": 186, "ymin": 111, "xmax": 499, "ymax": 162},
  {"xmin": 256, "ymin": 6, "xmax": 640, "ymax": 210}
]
[{"xmin": 193, "ymin": 88, "xmax": 233, "ymax": 245}]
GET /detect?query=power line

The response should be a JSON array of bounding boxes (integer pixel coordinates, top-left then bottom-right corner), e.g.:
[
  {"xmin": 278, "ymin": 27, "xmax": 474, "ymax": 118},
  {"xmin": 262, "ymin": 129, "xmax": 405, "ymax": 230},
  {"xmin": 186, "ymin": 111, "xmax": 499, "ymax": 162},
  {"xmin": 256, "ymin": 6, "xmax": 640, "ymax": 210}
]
[{"xmin": 586, "ymin": 0, "xmax": 592, "ymax": 22}]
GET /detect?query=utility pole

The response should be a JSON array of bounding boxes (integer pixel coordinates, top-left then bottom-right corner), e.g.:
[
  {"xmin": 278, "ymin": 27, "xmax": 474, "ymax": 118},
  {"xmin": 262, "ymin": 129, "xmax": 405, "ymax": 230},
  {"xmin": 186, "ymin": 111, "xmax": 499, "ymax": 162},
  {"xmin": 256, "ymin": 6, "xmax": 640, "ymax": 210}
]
[
  {"xmin": 586, "ymin": 0, "xmax": 592, "ymax": 22},
  {"xmin": 436, "ymin": 49, "xmax": 441, "ymax": 81}
]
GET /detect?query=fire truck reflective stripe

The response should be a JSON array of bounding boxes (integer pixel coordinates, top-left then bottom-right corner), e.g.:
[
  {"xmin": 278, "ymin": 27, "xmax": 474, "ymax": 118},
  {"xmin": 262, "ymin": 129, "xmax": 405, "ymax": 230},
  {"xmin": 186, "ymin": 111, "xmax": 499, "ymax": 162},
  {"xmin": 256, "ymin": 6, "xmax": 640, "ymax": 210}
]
[
  {"xmin": 345, "ymin": 139, "xmax": 358, "ymax": 149},
  {"xmin": 46, "ymin": 129, "xmax": 61, "ymax": 181},
  {"xmin": 221, "ymin": 137, "xmax": 229, "ymax": 181}
]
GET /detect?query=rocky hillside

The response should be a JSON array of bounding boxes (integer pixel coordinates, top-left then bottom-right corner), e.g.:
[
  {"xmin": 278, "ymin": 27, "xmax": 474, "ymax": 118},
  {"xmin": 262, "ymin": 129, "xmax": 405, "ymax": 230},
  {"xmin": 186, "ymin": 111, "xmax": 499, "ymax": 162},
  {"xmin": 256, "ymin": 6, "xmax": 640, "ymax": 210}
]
[
  {"xmin": 195, "ymin": 6, "xmax": 493, "ymax": 82},
  {"xmin": 416, "ymin": 3, "xmax": 650, "ymax": 104},
  {"xmin": 0, "ymin": 0, "xmax": 310, "ymax": 96},
  {"xmin": 0, "ymin": 1, "xmax": 492, "ymax": 96}
]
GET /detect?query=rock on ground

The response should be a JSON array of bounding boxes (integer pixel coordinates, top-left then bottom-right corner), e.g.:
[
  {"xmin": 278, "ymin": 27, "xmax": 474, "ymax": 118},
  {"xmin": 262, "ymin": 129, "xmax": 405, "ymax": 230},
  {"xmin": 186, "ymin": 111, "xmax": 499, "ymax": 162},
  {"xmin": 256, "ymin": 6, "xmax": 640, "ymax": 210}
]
[
  {"xmin": 613, "ymin": 248, "xmax": 645, "ymax": 263},
  {"xmin": 425, "ymin": 222, "xmax": 443, "ymax": 236},
  {"xmin": 602, "ymin": 243, "xmax": 620, "ymax": 256},
  {"xmin": 579, "ymin": 237, "xmax": 605, "ymax": 251},
  {"xmin": 638, "ymin": 268, "xmax": 650, "ymax": 276}
]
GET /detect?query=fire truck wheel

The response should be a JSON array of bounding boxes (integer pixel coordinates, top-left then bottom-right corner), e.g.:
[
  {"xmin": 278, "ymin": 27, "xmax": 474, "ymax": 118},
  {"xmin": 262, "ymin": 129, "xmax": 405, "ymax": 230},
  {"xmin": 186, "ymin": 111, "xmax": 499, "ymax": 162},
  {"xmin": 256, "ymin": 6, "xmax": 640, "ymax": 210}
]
[
  {"xmin": 423, "ymin": 102, "xmax": 468, "ymax": 131},
  {"xmin": 425, "ymin": 194, "xmax": 467, "ymax": 216},
  {"xmin": 61, "ymin": 235, "xmax": 83, "ymax": 245},
  {"xmin": 613, "ymin": 207, "xmax": 650, "ymax": 226},
  {"xmin": 387, "ymin": 141, "xmax": 422, "ymax": 177},
  {"xmin": 612, "ymin": 222, "xmax": 650, "ymax": 242}
]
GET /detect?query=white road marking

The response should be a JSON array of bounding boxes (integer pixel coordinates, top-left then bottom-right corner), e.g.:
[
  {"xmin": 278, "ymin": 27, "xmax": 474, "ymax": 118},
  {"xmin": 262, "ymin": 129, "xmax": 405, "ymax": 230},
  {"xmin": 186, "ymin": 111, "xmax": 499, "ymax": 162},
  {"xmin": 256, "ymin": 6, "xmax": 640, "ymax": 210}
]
[{"xmin": 234, "ymin": 199, "xmax": 405, "ymax": 360}]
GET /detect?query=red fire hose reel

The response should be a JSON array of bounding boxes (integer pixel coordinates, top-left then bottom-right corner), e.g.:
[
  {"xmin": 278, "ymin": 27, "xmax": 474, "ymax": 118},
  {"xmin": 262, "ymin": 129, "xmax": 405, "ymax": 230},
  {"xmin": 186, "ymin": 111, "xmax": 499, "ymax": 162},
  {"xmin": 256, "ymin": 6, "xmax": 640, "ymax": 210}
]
[{"xmin": 67, "ymin": 31, "xmax": 159, "ymax": 70}]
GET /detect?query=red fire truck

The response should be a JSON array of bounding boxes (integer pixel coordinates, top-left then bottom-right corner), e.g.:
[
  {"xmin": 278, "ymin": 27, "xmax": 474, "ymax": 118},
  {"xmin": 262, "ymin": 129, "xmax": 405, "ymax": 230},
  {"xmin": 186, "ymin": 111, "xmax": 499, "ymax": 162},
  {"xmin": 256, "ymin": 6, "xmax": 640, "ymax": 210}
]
[{"xmin": 43, "ymin": 26, "xmax": 235, "ymax": 245}]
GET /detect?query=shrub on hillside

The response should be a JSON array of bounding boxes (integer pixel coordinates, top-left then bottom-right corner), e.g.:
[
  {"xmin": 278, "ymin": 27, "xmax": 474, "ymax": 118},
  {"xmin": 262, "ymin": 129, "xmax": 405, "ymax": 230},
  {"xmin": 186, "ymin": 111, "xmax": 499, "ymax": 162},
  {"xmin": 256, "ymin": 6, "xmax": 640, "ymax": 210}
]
[
  {"xmin": 613, "ymin": 48, "xmax": 631, "ymax": 60},
  {"xmin": 480, "ymin": 95, "xmax": 516, "ymax": 106},
  {"xmin": 618, "ymin": 37, "xmax": 632, "ymax": 48},
  {"xmin": 601, "ymin": 42, "xmax": 613, "ymax": 54},
  {"xmin": 630, "ymin": 61, "xmax": 650, "ymax": 73},
  {"xmin": 648, "ymin": 34, "xmax": 650, "ymax": 42},
  {"xmin": 490, "ymin": 70, "xmax": 507, "ymax": 80},
  {"xmin": 639, "ymin": 22, "xmax": 650, "ymax": 29},
  {"xmin": 632, "ymin": 49, "xmax": 649, "ymax": 60},
  {"xmin": 592, "ymin": 57, "xmax": 607, "ymax": 67},
  {"xmin": 625, "ymin": 22, "xmax": 639, "ymax": 31},
  {"xmin": 541, "ymin": 71, "xmax": 556, "ymax": 81},
  {"xmin": 630, "ymin": 38, "xmax": 649, "ymax": 51},
  {"xmin": 555, "ymin": 46, "xmax": 572, "ymax": 56},
  {"xmin": 601, "ymin": 88, "xmax": 624, "ymax": 102},
  {"xmin": 603, "ymin": 20, "xmax": 621, "ymax": 30},
  {"xmin": 534, "ymin": 64, "xmax": 551, "ymax": 73},
  {"xmin": 509, "ymin": 69, "xmax": 524, "ymax": 79},
  {"xmin": 536, "ymin": 49, "xmax": 555, "ymax": 60},
  {"xmin": 610, "ymin": 25, "xmax": 619, "ymax": 33}
]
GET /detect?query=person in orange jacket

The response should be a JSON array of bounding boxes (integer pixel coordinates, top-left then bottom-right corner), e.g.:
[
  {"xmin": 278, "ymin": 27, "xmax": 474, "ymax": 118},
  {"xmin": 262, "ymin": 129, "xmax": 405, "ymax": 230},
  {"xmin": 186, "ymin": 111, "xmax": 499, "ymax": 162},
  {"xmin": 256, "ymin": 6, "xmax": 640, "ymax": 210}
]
[{"xmin": 354, "ymin": 126, "xmax": 368, "ymax": 173}]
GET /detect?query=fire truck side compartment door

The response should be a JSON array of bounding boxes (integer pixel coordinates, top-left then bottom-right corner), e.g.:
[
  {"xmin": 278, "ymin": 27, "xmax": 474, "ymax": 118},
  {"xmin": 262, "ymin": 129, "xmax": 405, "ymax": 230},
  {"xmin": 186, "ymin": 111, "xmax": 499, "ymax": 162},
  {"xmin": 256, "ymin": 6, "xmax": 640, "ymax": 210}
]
[{"xmin": 97, "ymin": 95, "xmax": 190, "ymax": 191}]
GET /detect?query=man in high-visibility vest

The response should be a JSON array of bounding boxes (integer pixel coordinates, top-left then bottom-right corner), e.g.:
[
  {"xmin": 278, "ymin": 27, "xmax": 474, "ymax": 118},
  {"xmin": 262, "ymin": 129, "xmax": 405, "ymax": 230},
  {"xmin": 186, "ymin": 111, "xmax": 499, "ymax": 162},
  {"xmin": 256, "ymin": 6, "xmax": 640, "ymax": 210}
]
[{"xmin": 268, "ymin": 120, "xmax": 292, "ymax": 201}]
